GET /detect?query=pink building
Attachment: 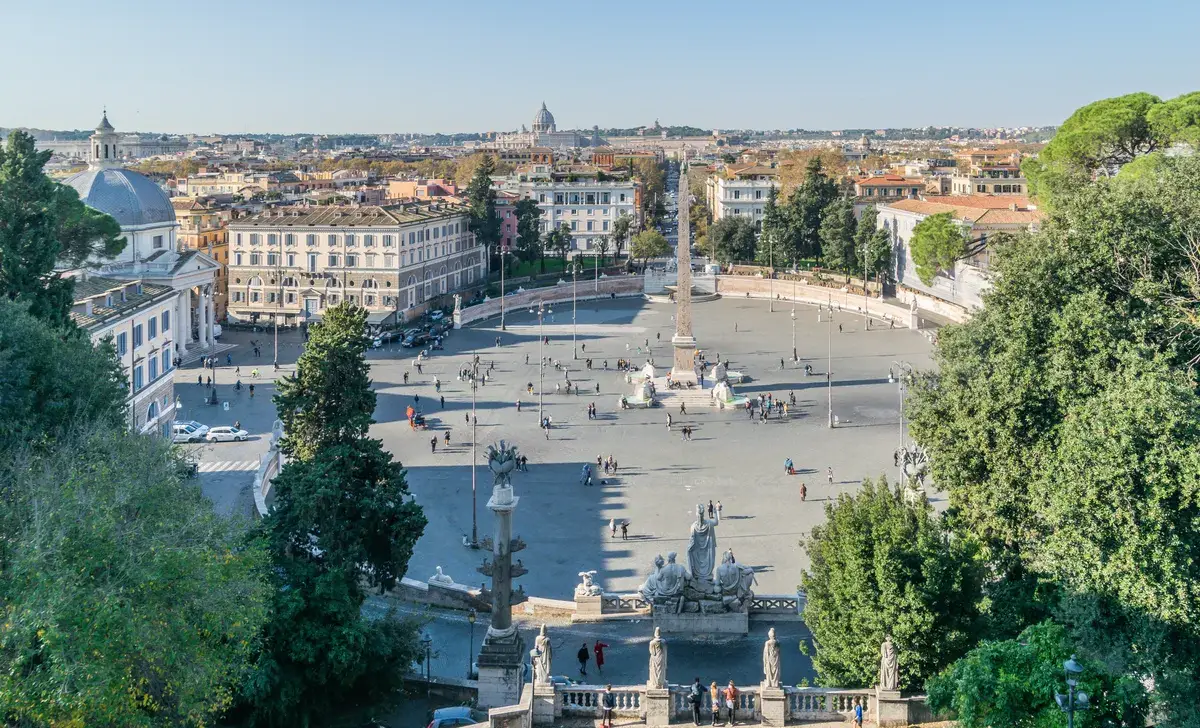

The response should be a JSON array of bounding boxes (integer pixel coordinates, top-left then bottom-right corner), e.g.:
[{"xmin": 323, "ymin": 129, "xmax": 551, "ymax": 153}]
[{"xmin": 495, "ymin": 191, "xmax": 520, "ymax": 252}]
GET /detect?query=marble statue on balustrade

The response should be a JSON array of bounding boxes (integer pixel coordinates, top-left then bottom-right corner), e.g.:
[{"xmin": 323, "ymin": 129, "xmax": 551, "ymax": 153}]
[
  {"xmin": 879, "ymin": 636, "xmax": 899, "ymax": 691},
  {"xmin": 687, "ymin": 503, "xmax": 720, "ymax": 589},
  {"xmin": 429, "ymin": 566, "xmax": 454, "ymax": 585},
  {"xmin": 532, "ymin": 624, "xmax": 552, "ymax": 685},
  {"xmin": 574, "ymin": 570, "xmax": 602, "ymax": 598},
  {"xmin": 647, "ymin": 627, "xmax": 668, "ymax": 689},
  {"xmin": 715, "ymin": 549, "xmax": 757, "ymax": 611},
  {"xmin": 762, "ymin": 627, "xmax": 781, "ymax": 689}
]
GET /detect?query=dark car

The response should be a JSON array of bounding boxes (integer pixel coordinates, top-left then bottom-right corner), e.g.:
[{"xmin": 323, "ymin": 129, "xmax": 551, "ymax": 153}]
[{"xmin": 402, "ymin": 331, "xmax": 429, "ymax": 347}]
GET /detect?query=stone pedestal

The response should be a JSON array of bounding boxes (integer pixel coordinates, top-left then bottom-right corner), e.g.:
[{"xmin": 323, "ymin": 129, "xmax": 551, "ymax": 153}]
[
  {"xmin": 644, "ymin": 687, "xmax": 672, "ymax": 727},
  {"xmin": 758, "ymin": 686, "xmax": 787, "ymax": 727},
  {"xmin": 875, "ymin": 688, "xmax": 909, "ymax": 727},
  {"xmin": 670, "ymin": 335, "xmax": 699, "ymax": 385},
  {"xmin": 532, "ymin": 683, "xmax": 556, "ymax": 725},
  {"xmin": 574, "ymin": 594, "xmax": 603, "ymax": 617},
  {"xmin": 476, "ymin": 631, "xmax": 526, "ymax": 708},
  {"xmin": 653, "ymin": 610, "xmax": 748, "ymax": 635}
]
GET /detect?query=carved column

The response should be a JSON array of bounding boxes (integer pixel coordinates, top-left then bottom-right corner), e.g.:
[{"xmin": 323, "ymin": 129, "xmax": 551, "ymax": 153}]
[{"xmin": 475, "ymin": 480, "xmax": 528, "ymax": 708}]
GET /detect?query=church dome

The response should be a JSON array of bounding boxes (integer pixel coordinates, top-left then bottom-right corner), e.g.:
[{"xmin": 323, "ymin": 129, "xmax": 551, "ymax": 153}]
[
  {"xmin": 96, "ymin": 111, "xmax": 115, "ymax": 132},
  {"xmin": 63, "ymin": 167, "xmax": 176, "ymax": 227},
  {"xmin": 532, "ymin": 102, "xmax": 555, "ymax": 133}
]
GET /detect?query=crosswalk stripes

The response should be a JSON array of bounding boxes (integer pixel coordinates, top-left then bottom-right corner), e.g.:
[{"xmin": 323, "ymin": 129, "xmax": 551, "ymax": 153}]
[{"xmin": 197, "ymin": 460, "xmax": 259, "ymax": 474}]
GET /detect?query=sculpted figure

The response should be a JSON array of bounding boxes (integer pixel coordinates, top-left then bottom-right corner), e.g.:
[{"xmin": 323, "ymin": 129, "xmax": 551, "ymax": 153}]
[
  {"xmin": 687, "ymin": 504, "xmax": 720, "ymax": 586},
  {"xmin": 880, "ymin": 635, "xmax": 899, "ymax": 691},
  {"xmin": 763, "ymin": 627, "xmax": 781, "ymax": 688},
  {"xmin": 575, "ymin": 570, "xmax": 602, "ymax": 598},
  {"xmin": 657, "ymin": 552, "xmax": 688, "ymax": 597},
  {"xmin": 647, "ymin": 627, "xmax": 668, "ymax": 689},
  {"xmin": 716, "ymin": 549, "xmax": 757, "ymax": 598},
  {"xmin": 638, "ymin": 554, "xmax": 666, "ymax": 601},
  {"xmin": 533, "ymin": 624, "xmax": 552, "ymax": 684}
]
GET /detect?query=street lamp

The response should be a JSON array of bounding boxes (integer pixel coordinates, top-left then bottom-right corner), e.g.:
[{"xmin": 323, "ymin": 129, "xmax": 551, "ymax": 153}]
[
  {"xmin": 466, "ymin": 609, "xmax": 477, "ymax": 679},
  {"xmin": 1055, "ymin": 655, "xmax": 1090, "ymax": 728},
  {"xmin": 467, "ymin": 352, "xmax": 480, "ymax": 548},
  {"xmin": 207, "ymin": 362, "xmax": 219, "ymax": 406},
  {"xmin": 863, "ymin": 230, "xmax": 871, "ymax": 331},
  {"xmin": 890, "ymin": 360, "xmax": 914, "ymax": 459},
  {"xmin": 420, "ymin": 633, "xmax": 433, "ymax": 700},
  {"xmin": 530, "ymin": 300, "xmax": 552, "ymax": 421},
  {"xmin": 827, "ymin": 293, "xmax": 834, "ymax": 428},
  {"xmin": 499, "ymin": 244, "xmax": 507, "ymax": 331}
]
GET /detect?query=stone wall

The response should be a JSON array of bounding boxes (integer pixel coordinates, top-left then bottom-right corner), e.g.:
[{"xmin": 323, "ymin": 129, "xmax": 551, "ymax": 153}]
[
  {"xmin": 457, "ymin": 275, "xmax": 646, "ymax": 328},
  {"xmin": 714, "ymin": 276, "xmax": 916, "ymax": 328},
  {"xmin": 894, "ymin": 285, "xmax": 972, "ymax": 324}
]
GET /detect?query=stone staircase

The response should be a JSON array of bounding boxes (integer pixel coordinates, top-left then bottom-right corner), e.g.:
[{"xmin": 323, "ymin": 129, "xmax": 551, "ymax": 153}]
[{"xmin": 653, "ymin": 378, "xmax": 720, "ymax": 413}]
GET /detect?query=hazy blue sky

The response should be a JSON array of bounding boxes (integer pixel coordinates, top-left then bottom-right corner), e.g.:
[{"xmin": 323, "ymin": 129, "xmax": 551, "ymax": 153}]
[{"xmin": 3, "ymin": 0, "xmax": 1196, "ymax": 135}]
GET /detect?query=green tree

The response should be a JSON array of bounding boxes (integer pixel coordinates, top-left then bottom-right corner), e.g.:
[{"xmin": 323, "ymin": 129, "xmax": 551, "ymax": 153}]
[
  {"xmin": 632, "ymin": 158, "xmax": 667, "ymax": 226},
  {"xmin": 926, "ymin": 621, "xmax": 1148, "ymax": 728},
  {"xmin": 595, "ymin": 236, "xmax": 610, "ymax": 267},
  {"xmin": 907, "ymin": 154, "xmax": 1200, "ymax": 722},
  {"xmin": 611, "ymin": 212, "xmax": 633, "ymax": 260},
  {"xmin": 465, "ymin": 154, "xmax": 500, "ymax": 250},
  {"xmin": 855, "ymin": 205, "xmax": 892, "ymax": 282},
  {"xmin": 817, "ymin": 198, "xmax": 857, "ymax": 272},
  {"xmin": 630, "ymin": 229, "xmax": 670, "ymax": 268},
  {"xmin": 800, "ymin": 477, "xmax": 982, "ymax": 690},
  {"xmin": 758, "ymin": 186, "xmax": 786, "ymax": 265},
  {"xmin": 244, "ymin": 302, "xmax": 427, "ymax": 727},
  {"xmin": 783, "ymin": 157, "xmax": 838, "ymax": 260},
  {"xmin": 708, "ymin": 217, "xmax": 757, "ymax": 264},
  {"xmin": 513, "ymin": 197, "xmax": 543, "ymax": 266},
  {"xmin": 909, "ymin": 212, "xmax": 965, "ymax": 285},
  {"xmin": 0, "ymin": 131, "xmax": 123, "ymax": 327},
  {"xmin": 274, "ymin": 304, "xmax": 375, "ymax": 462}
]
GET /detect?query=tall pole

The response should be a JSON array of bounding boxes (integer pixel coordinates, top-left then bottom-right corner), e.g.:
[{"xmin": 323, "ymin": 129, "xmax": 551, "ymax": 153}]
[
  {"xmin": 863, "ymin": 234, "xmax": 870, "ymax": 330},
  {"xmin": 500, "ymin": 245, "xmax": 506, "ymax": 331},
  {"xmin": 274, "ymin": 228, "xmax": 281, "ymax": 369},
  {"xmin": 572, "ymin": 263, "xmax": 578, "ymax": 359},
  {"xmin": 769, "ymin": 236, "xmax": 774, "ymax": 312},
  {"xmin": 791, "ymin": 276, "xmax": 797, "ymax": 361},
  {"xmin": 827, "ymin": 293, "xmax": 833, "ymax": 428},
  {"xmin": 470, "ymin": 351, "xmax": 479, "ymax": 547}
]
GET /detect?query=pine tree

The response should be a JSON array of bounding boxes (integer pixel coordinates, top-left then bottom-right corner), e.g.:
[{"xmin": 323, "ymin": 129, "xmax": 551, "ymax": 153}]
[{"xmin": 465, "ymin": 154, "xmax": 500, "ymax": 249}]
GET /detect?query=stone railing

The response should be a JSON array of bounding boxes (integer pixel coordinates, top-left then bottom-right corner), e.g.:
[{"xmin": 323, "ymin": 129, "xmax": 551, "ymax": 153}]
[
  {"xmin": 574, "ymin": 592, "xmax": 801, "ymax": 623},
  {"xmin": 560, "ymin": 684, "xmax": 644, "ymax": 717},
  {"xmin": 669, "ymin": 684, "xmax": 759, "ymax": 720},
  {"xmin": 750, "ymin": 593, "xmax": 804, "ymax": 616},
  {"xmin": 601, "ymin": 593, "xmax": 649, "ymax": 613},
  {"xmin": 455, "ymin": 274, "xmax": 645, "ymax": 329},
  {"xmin": 253, "ymin": 448, "xmax": 282, "ymax": 517},
  {"xmin": 788, "ymin": 688, "xmax": 873, "ymax": 722},
  {"xmin": 715, "ymin": 275, "xmax": 918, "ymax": 329}
]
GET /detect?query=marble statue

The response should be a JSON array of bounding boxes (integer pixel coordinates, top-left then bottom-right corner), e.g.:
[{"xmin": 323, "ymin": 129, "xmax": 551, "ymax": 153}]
[
  {"xmin": 641, "ymin": 361, "xmax": 657, "ymax": 381},
  {"xmin": 880, "ymin": 636, "xmax": 899, "ymax": 691},
  {"xmin": 533, "ymin": 624, "xmax": 552, "ymax": 684},
  {"xmin": 687, "ymin": 503, "xmax": 720, "ymax": 587},
  {"xmin": 712, "ymin": 361, "xmax": 728, "ymax": 384},
  {"xmin": 711, "ymin": 380, "xmax": 735, "ymax": 404},
  {"xmin": 429, "ymin": 566, "xmax": 454, "ymax": 585},
  {"xmin": 638, "ymin": 554, "xmax": 666, "ymax": 601},
  {"xmin": 658, "ymin": 552, "xmax": 689, "ymax": 597},
  {"xmin": 647, "ymin": 627, "xmax": 668, "ymax": 689},
  {"xmin": 453, "ymin": 293, "xmax": 463, "ymax": 313},
  {"xmin": 763, "ymin": 627, "xmax": 781, "ymax": 688},
  {"xmin": 486, "ymin": 441, "xmax": 519, "ymax": 488},
  {"xmin": 575, "ymin": 570, "xmax": 602, "ymax": 598},
  {"xmin": 715, "ymin": 549, "xmax": 757, "ymax": 610}
]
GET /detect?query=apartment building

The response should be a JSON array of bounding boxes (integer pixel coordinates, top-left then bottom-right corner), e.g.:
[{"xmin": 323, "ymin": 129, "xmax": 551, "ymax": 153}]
[
  {"xmin": 225, "ymin": 203, "xmax": 482, "ymax": 327},
  {"xmin": 493, "ymin": 171, "xmax": 639, "ymax": 254},
  {"xmin": 853, "ymin": 175, "xmax": 924, "ymax": 201},
  {"xmin": 704, "ymin": 165, "xmax": 779, "ymax": 226},
  {"xmin": 949, "ymin": 163, "xmax": 1027, "ymax": 195},
  {"xmin": 69, "ymin": 274, "xmax": 180, "ymax": 437},
  {"xmin": 173, "ymin": 197, "xmax": 230, "ymax": 319}
]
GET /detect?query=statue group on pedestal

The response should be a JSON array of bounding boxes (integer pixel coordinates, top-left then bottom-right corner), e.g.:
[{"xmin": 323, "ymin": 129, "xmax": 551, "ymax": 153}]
[{"xmin": 638, "ymin": 505, "xmax": 757, "ymax": 614}]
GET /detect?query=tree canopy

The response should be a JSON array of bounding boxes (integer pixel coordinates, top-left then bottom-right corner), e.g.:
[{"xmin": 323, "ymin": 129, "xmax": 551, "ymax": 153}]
[
  {"xmin": 464, "ymin": 153, "xmax": 500, "ymax": 250},
  {"xmin": 512, "ymin": 197, "xmax": 542, "ymax": 265},
  {"xmin": 783, "ymin": 158, "xmax": 838, "ymax": 260},
  {"xmin": 0, "ymin": 130, "xmax": 123, "ymax": 327},
  {"xmin": 630, "ymin": 228, "xmax": 670, "ymax": 266},
  {"xmin": 818, "ymin": 198, "xmax": 857, "ymax": 272},
  {"xmin": 908, "ymin": 212, "xmax": 965, "ymax": 285},
  {"xmin": 708, "ymin": 217, "xmax": 757, "ymax": 264},
  {"xmin": 800, "ymin": 477, "xmax": 982, "ymax": 691}
]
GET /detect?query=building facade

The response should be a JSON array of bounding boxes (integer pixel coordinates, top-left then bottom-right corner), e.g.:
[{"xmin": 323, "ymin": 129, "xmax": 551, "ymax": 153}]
[
  {"xmin": 225, "ymin": 203, "xmax": 483, "ymax": 327},
  {"xmin": 173, "ymin": 197, "xmax": 231, "ymax": 319},
  {"xmin": 705, "ymin": 165, "xmax": 779, "ymax": 226},
  {"xmin": 519, "ymin": 180, "xmax": 638, "ymax": 253}
]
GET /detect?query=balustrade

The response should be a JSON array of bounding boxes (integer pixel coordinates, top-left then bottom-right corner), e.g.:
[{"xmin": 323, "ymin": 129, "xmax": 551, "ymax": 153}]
[
  {"xmin": 785, "ymin": 688, "xmax": 871, "ymax": 720},
  {"xmin": 560, "ymin": 685, "xmax": 641, "ymax": 716}
]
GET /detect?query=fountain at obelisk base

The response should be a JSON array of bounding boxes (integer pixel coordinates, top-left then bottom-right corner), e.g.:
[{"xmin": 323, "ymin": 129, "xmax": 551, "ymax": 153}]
[{"xmin": 475, "ymin": 442, "xmax": 529, "ymax": 708}]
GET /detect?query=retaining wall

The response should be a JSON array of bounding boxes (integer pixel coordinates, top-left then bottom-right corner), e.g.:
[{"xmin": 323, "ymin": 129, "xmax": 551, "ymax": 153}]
[{"xmin": 457, "ymin": 275, "xmax": 646, "ymax": 328}]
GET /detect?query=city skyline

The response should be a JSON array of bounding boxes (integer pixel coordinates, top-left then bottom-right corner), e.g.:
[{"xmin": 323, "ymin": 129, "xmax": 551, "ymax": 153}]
[{"xmin": 3, "ymin": 0, "xmax": 1196, "ymax": 135}]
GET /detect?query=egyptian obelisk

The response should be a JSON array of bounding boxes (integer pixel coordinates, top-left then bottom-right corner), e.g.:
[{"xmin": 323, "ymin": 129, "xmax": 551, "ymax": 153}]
[{"xmin": 670, "ymin": 168, "xmax": 699, "ymax": 385}]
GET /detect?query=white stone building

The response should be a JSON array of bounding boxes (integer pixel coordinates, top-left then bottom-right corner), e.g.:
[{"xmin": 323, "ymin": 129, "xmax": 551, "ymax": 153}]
[
  {"xmin": 705, "ymin": 165, "xmax": 779, "ymax": 227},
  {"xmin": 495, "ymin": 170, "xmax": 639, "ymax": 254},
  {"xmin": 225, "ymin": 203, "xmax": 483, "ymax": 327}
]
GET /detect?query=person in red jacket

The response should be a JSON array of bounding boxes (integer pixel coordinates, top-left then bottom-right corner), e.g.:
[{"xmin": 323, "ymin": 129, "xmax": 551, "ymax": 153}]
[{"xmin": 593, "ymin": 640, "xmax": 610, "ymax": 675}]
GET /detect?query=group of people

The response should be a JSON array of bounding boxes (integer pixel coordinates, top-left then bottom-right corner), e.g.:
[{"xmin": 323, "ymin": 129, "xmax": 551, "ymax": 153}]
[
  {"xmin": 686, "ymin": 678, "xmax": 743, "ymax": 726},
  {"xmin": 598, "ymin": 455, "xmax": 619, "ymax": 475},
  {"xmin": 586, "ymin": 402, "xmax": 600, "ymax": 419}
]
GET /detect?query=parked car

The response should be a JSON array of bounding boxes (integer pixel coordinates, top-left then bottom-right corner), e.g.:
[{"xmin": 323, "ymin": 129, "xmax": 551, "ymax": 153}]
[
  {"xmin": 402, "ymin": 331, "xmax": 429, "ymax": 347},
  {"xmin": 172, "ymin": 421, "xmax": 209, "ymax": 443},
  {"xmin": 428, "ymin": 309, "xmax": 446, "ymax": 322},
  {"xmin": 205, "ymin": 426, "xmax": 249, "ymax": 443},
  {"xmin": 426, "ymin": 706, "xmax": 488, "ymax": 728}
]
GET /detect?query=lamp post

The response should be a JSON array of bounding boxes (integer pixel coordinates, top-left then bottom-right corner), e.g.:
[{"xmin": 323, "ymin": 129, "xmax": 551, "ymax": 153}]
[
  {"xmin": 499, "ymin": 244, "xmax": 507, "ymax": 331},
  {"xmin": 274, "ymin": 228, "xmax": 282, "ymax": 370},
  {"xmin": 530, "ymin": 300, "xmax": 552, "ymax": 421},
  {"xmin": 466, "ymin": 608, "xmax": 477, "ymax": 679},
  {"xmin": 790, "ymin": 272, "xmax": 797, "ymax": 362},
  {"xmin": 890, "ymin": 360, "xmax": 913, "ymax": 461},
  {"xmin": 420, "ymin": 633, "xmax": 433, "ymax": 700},
  {"xmin": 572, "ymin": 259, "xmax": 578, "ymax": 360},
  {"xmin": 468, "ymin": 352, "xmax": 480, "ymax": 548},
  {"xmin": 1055, "ymin": 655, "xmax": 1090, "ymax": 728},
  {"xmin": 827, "ymin": 293, "xmax": 833, "ymax": 428}
]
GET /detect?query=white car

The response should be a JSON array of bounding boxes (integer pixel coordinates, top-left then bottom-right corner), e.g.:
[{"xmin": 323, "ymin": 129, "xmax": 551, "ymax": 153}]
[
  {"xmin": 172, "ymin": 421, "xmax": 209, "ymax": 443},
  {"xmin": 205, "ymin": 426, "xmax": 249, "ymax": 443}
]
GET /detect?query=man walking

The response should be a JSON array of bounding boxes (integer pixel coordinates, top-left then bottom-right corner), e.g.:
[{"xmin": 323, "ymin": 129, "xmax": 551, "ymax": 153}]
[
  {"xmin": 577, "ymin": 642, "xmax": 590, "ymax": 676},
  {"xmin": 620, "ymin": 521, "xmax": 629, "ymax": 540},
  {"xmin": 827, "ymin": 466, "xmax": 834, "ymax": 486},
  {"xmin": 601, "ymin": 685, "xmax": 615, "ymax": 728},
  {"xmin": 610, "ymin": 518, "xmax": 617, "ymax": 538},
  {"xmin": 852, "ymin": 697, "xmax": 863, "ymax": 728},
  {"xmin": 688, "ymin": 678, "xmax": 704, "ymax": 726}
]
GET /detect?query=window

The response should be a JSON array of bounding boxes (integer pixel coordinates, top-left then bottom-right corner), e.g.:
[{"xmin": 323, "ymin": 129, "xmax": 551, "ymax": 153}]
[
  {"xmin": 161, "ymin": 310, "xmax": 170, "ymax": 332},
  {"xmin": 345, "ymin": 254, "xmax": 357, "ymax": 267},
  {"xmin": 365, "ymin": 295, "xmax": 375, "ymax": 305},
  {"xmin": 603, "ymin": 220, "xmax": 609, "ymax": 231},
  {"xmin": 364, "ymin": 234, "xmax": 375, "ymax": 247},
  {"xmin": 233, "ymin": 291, "xmax": 244, "ymax": 302},
  {"xmin": 267, "ymin": 253, "xmax": 279, "ymax": 266},
  {"xmin": 328, "ymin": 294, "xmax": 339, "ymax": 305},
  {"xmin": 328, "ymin": 254, "xmax": 338, "ymax": 267},
  {"xmin": 366, "ymin": 254, "xmax": 376, "ymax": 268},
  {"xmin": 571, "ymin": 221, "xmax": 578, "ymax": 231},
  {"xmin": 153, "ymin": 234, "xmax": 164, "ymax": 249},
  {"xmin": 385, "ymin": 254, "xmax": 396, "ymax": 267},
  {"xmin": 285, "ymin": 233, "xmax": 295, "ymax": 246},
  {"xmin": 148, "ymin": 317, "xmax": 157, "ymax": 339},
  {"xmin": 162, "ymin": 350, "xmax": 171, "ymax": 374},
  {"xmin": 133, "ymin": 324, "xmax": 143, "ymax": 347},
  {"xmin": 286, "ymin": 292, "xmax": 296, "ymax": 303},
  {"xmin": 307, "ymin": 234, "xmax": 317, "ymax": 246},
  {"xmin": 235, "ymin": 252, "xmax": 243, "ymax": 265},
  {"xmin": 383, "ymin": 235, "xmax": 394, "ymax": 247},
  {"xmin": 236, "ymin": 233, "xmax": 243, "ymax": 245},
  {"xmin": 328, "ymin": 234, "xmax": 338, "ymax": 246},
  {"xmin": 586, "ymin": 221, "xmax": 593, "ymax": 231},
  {"xmin": 250, "ymin": 291, "xmax": 260, "ymax": 302},
  {"xmin": 250, "ymin": 233, "xmax": 261, "ymax": 245},
  {"xmin": 149, "ymin": 357, "xmax": 158, "ymax": 381},
  {"xmin": 619, "ymin": 193, "xmax": 626, "ymax": 202},
  {"xmin": 733, "ymin": 190, "xmax": 741, "ymax": 200},
  {"xmin": 268, "ymin": 233, "xmax": 277, "ymax": 245},
  {"xmin": 602, "ymin": 192, "xmax": 610, "ymax": 204},
  {"xmin": 250, "ymin": 253, "xmax": 261, "ymax": 266},
  {"xmin": 346, "ymin": 234, "xmax": 356, "ymax": 247},
  {"xmin": 308, "ymin": 253, "xmax": 318, "ymax": 272},
  {"xmin": 755, "ymin": 190, "xmax": 762, "ymax": 199},
  {"xmin": 134, "ymin": 365, "xmax": 144, "ymax": 391},
  {"xmin": 116, "ymin": 332, "xmax": 128, "ymax": 356},
  {"xmin": 268, "ymin": 292, "xmax": 277, "ymax": 304},
  {"xmin": 287, "ymin": 253, "xmax": 296, "ymax": 267},
  {"xmin": 433, "ymin": 227, "xmax": 439, "ymax": 239}
]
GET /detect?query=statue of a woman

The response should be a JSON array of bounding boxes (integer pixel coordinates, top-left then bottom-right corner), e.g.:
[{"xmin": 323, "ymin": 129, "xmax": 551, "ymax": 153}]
[
  {"xmin": 880, "ymin": 635, "xmax": 899, "ymax": 691},
  {"xmin": 687, "ymin": 503, "xmax": 720, "ymax": 586},
  {"xmin": 647, "ymin": 627, "xmax": 668, "ymax": 689},
  {"xmin": 763, "ymin": 627, "xmax": 781, "ymax": 688},
  {"xmin": 533, "ymin": 624, "xmax": 552, "ymax": 684}
]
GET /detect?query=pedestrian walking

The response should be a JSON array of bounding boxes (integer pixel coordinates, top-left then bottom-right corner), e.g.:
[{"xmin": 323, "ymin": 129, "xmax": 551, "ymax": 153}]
[
  {"xmin": 593, "ymin": 640, "xmax": 609, "ymax": 675},
  {"xmin": 657, "ymin": 332, "xmax": 661, "ymax": 341},
  {"xmin": 799, "ymin": 482, "xmax": 807, "ymax": 502},
  {"xmin": 414, "ymin": 394, "xmax": 421, "ymax": 405},
  {"xmin": 827, "ymin": 467, "xmax": 834, "ymax": 486},
  {"xmin": 517, "ymin": 400, "xmax": 522, "ymax": 412},
  {"xmin": 780, "ymin": 358, "xmax": 785, "ymax": 370},
  {"xmin": 601, "ymin": 685, "xmax": 615, "ymax": 728},
  {"xmin": 404, "ymin": 371, "xmax": 409, "ymax": 384},
  {"xmin": 610, "ymin": 518, "xmax": 617, "ymax": 538},
  {"xmin": 716, "ymin": 501, "xmax": 722, "ymax": 518},
  {"xmin": 852, "ymin": 698, "xmax": 863, "ymax": 728},
  {"xmin": 206, "ymin": 376, "xmax": 212, "ymax": 388},
  {"xmin": 838, "ymin": 324, "xmax": 843, "ymax": 333},
  {"xmin": 680, "ymin": 402, "xmax": 687, "ymax": 415},
  {"xmin": 723, "ymin": 682, "xmax": 739, "ymax": 726},
  {"xmin": 577, "ymin": 643, "xmax": 590, "ymax": 676},
  {"xmin": 734, "ymin": 322, "xmax": 738, "ymax": 332},
  {"xmin": 709, "ymin": 682, "xmax": 721, "ymax": 725},
  {"xmin": 249, "ymin": 384, "xmax": 255, "ymax": 398},
  {"xmin": 197, "ymin": 374, "xmax": 202, "ymax": 386},
  {"xmin": 430, "ymin": 437, "xmax": 437, "ymax": 453},
  {"xmin": 688, "ymin": 678, "xmax": 704, "ymax": 726},
  {"xmin": 440, "ymin": 395, "xmax": 445, "ymax": 409},
  {"xmin": 621, "ymin": 521, "xmax": 629, "ymax": 540},
  {"xmin": 707, "ymin": 500, "xmax": 714, "ymax": 519},
  {"xmin": 226, "ymin": 353, "xmax": 232, "ymax": 366}
]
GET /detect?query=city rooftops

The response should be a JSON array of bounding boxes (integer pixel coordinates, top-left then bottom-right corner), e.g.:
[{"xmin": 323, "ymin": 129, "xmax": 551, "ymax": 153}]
[
  {"xmin": 856, "ymin": 175, "xmax": 923, "ymax": 187},
  {"xmin": 69, "ymin": 275, "xmax": 175, "ymax": 330},
  {"xmin": 883, "ymin": 197, "xmax": 1042, "ymax": 226},
  {"xmin": 230, "ymin": 203, "xmax": 468, "ymax": 228}
]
